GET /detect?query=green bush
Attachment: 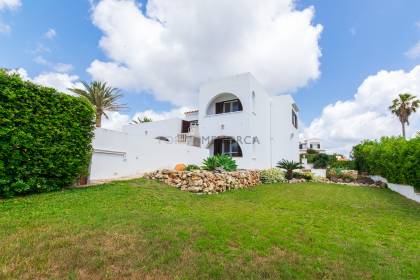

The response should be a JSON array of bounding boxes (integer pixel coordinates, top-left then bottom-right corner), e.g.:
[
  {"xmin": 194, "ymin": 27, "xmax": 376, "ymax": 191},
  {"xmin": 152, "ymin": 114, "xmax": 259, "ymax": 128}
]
[
  {"xmin": 312, "ymin": 153, "xmax": 331, "ymax": 168},
  {"xmin": 260, "ymin": 168, "xmax": 286, "ymax": 184},
  {"xmin": 185, "ymin": 164, "xmax": 201, "ymax": 171},
  {"xmin": 329, "ymin": 160, "xmax": 356, "ymax": 170},
  {"xmin": 326, "ymin": 168, "xmax": 358, "ymax": 181},
  {"xmin": 351, "ymin": 137, "xmax": 420, "ymax": 188},
  {"xmin": 305, "ymin": 153, "xmax": 317, "ymax": 163},
  {"xmin": 293, "ymin": 171, "xmax": 314, "ymax": 181},
  {"xmin": 0, "ymin": 70, "xmax": 95, "ymax": 197},
  {"xmin": 202, "ymin": 154, "xmax": 237, "ymax": 172}
]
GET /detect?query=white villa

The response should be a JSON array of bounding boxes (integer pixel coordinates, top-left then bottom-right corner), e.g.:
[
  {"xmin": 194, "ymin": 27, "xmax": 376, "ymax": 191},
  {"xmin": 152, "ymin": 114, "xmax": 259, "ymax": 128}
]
[
  {"xmin": 299, "ymin": 138, "xmax": 325, "ymax": 154},
  {"xmin": 90, "ymin": 73, "xmax": 300, "ymax": 180}
]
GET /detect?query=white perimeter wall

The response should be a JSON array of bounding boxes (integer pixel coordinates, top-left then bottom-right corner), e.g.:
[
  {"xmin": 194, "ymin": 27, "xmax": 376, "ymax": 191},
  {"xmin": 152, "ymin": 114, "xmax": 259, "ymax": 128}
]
[
  {"xmin": 122, "ymin": 118, "xmax": 183, "ymax": 142},
  {"xmin": 90, "ymin": 128, "xmax": 209, "ymax": 181}
]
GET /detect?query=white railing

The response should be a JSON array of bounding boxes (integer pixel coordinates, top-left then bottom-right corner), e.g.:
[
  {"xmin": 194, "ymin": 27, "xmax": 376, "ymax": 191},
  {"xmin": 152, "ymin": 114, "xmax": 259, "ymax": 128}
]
[{"xmin": 177, "ymin": 133, "xmax": 187, "ymax": 143}]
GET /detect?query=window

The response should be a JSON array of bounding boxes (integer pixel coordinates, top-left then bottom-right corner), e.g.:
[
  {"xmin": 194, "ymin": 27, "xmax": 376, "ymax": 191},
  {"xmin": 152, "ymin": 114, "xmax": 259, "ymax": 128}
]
[
  {"xmin": 292, "ymin": 110, "xmax": 298, "ymax": 129},
  {"xmin": 310, "ymin": 144, "xmax": 313, "ymax": 149},
  {"xmin": 215, "ymin": 99, "xmax": 243, "ymax": 114},
  {"xmin": 181, "ymin": 120, "xmax": 199, "ymax": 133},
  {"xmin": 214, "ymin": 138, "xmax": 242, "ymax": 157},
  {"xmin": 299, "ymin": 144, "xmax": 303, "ymax": 149},
  {"xmin": 317, "ymin": 144, "xmax": 320, "ymax": 149}
]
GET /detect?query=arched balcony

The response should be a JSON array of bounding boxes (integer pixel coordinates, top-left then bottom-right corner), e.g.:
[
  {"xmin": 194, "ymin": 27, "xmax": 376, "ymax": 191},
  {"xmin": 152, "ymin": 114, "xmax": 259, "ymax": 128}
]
[{"xmin": 206, "ymin": 93, "xmax": 243, "ymax": 116}]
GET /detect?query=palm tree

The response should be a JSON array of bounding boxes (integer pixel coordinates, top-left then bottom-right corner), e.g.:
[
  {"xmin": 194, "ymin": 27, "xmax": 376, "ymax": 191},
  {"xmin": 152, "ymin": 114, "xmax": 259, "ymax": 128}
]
[
  {"xmin": 130, "ymin": 116, "xmax": 153, "ymax": 124},
  {"xmin": 389, "ymin": 93, "xmax": 420, "ymax": 139},
  {"xmin": 276, "ymin": 160, "xmax": 303, "ymax": 180},
  {"xmin": 69, "ymin": 81, "xmax": 127, "ymax": 127}
]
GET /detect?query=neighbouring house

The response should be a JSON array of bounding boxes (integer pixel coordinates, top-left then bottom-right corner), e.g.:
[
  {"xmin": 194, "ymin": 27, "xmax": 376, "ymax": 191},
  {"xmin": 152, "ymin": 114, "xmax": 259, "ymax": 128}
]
[
  {"xmin": 90, "ymin": 73, "xmax": 300, "ymax": 180},
  {"xmin": 299, "ymin": 138, "xmax": 325, "ymax": 154}
]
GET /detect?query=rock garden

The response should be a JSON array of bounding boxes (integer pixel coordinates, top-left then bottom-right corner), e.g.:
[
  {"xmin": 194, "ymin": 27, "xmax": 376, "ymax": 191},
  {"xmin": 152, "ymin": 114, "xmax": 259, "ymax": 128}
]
[{"xmin": 144, "ymin": 155, "xmax": 388, "ymax": 194}]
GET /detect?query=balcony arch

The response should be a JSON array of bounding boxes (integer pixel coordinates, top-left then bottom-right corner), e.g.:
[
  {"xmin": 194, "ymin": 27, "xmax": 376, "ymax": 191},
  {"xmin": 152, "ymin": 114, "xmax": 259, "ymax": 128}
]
[
  {"xmin": 207, "ymin": 136, "xmax": 243, "ymax": 158},
  {"xmin": 205, "ymin": 92, "xmax": 243, "ymax": 116}
]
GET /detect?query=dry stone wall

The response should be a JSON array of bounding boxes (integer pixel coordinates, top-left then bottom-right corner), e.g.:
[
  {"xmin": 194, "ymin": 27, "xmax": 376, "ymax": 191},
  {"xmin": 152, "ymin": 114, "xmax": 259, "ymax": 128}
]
[{"xmin": 144, "ymin": 170, "xmax": 261, "ymax": 194}]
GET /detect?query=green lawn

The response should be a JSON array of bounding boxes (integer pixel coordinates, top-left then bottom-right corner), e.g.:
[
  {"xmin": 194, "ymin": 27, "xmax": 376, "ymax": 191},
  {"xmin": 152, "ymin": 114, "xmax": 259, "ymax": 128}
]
[{"xmin": 1, "ymin": 180, "xmax": 419, "ymax": 279}]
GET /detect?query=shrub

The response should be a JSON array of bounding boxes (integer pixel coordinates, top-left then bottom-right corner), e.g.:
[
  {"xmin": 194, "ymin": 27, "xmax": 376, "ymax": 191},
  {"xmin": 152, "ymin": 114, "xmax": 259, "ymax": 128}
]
[
  {"xmin": 351, "ymin": 137, "xmax": 420, "ymax": 188},
  {"xmin": 185, "ymin": 164, "xmax": 201, "ymax": 171},
  {"xmin": 326, "ymin": 168, "xmax": 358, "ymax": 182},
  {"xmin": 305, "ymin": 153, "xmax": 317, "ymax": 163},
  {"xmin": 276, "ymin": 160, "xmax": 302, "ymax": 180},
  {"xmin": 306, "ymin": 148, "xmax": 319, "ymax": 155},
  {"xmin": 329, "ymin": 160, "xmax": 356, "ymax": 170},
  {"xmin": 293, "ymin": 171, "xmax": 314, "ymax": 181},
  {"xmin": 202, "ymin": 154, "xmax": 237, "ymax": 172},
  {"xmin": 312, "ymin": 153, "xmax": 331, "ymax": 168},
  {"xmin": 0, "ymin": 70, "xmax": 95, "ymax": 197},
  {"xmin": 260, "ymin": 168, "xmax": 286, "ymax": 184}
]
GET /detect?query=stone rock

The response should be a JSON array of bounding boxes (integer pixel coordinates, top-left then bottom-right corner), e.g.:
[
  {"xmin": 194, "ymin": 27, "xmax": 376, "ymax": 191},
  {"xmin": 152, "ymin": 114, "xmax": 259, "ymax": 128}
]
[{"xmin": 143, "ymin": 169, "xmax": 261, "ymax": 194}]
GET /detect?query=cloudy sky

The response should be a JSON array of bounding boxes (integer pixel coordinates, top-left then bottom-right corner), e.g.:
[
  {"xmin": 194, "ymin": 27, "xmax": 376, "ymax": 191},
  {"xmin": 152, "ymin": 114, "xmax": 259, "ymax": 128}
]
[{"xmin": 1, "ymin": 0, "xmax": 420, "ymax": 155}]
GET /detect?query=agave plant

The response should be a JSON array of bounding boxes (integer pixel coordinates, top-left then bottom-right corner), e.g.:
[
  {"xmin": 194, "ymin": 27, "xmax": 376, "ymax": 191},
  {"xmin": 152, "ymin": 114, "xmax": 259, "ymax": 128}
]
[
  {"xmin": 276, "ymin": 160, "xmax": 303, "ymax": 180},
  {"xmin": 202, "ymin": 154, "xmax": 237, "ymax": 172}
]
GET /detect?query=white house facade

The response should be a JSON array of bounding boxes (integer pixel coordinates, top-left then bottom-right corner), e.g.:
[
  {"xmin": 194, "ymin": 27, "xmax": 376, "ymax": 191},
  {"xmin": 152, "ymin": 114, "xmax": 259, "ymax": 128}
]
[
  {"xmin": 299, "ymin": 138, "xmax": 325, "ymax": 154},
  {"xmin": 90, "ymin": 73, "xmax": 300, "ymax": 180}
]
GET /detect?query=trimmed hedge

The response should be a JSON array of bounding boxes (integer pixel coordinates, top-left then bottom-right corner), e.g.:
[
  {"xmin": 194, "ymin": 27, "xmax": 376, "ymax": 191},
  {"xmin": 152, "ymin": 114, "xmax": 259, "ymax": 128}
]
[
  {"xmin": 329, "ymin": 159, "xmax": 356, "ymax": 170},
  {"xmin": 0, "ymin": 70, "xmax": 95, "ymax": 197},
  {"xmin": 351, "ymin": 137, "xmax": 420, "ymax": 188}
]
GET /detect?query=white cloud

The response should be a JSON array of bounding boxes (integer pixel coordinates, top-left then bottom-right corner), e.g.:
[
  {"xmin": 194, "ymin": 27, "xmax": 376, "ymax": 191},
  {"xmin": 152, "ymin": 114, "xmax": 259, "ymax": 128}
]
[
  {"xmin": 88, "ymin": 0, "xmax": 323, "ymax": 106},
  {"xmin": 33, "ymin": 55, "xmax": 74, "ymax": 73},
  {"xmin": 0, "ymin": 21, "xmax": 10, "ymax": 33},
  {"xmin": 33, "ymin": 55, "xmax": 49, "ymax": 65},
  {"xmin": 406, "ymin": 41, "xmax": 420, "ymax": 59},
  {"xmin": 0, "ymin": 0, "xmax": 21, "ymax": 10},
  {"xmin": 33, "ymin": 72, "xmax": 83, "ymax": 94},
  {"xmin": 53, "ymin": 63, "xmax": 73, "ymax": 73},
  {"xmin": 9, "ymin": 67, "xmax": 82, "ymax": 95},
  {"xmin": 132, "ymin": 106, "xmax": 193, "ymax": 122},
  {"xmin": 45, "ymin": 28, "xmax": 56, "ymax": 39},
  {"xmin": 0, "ymin": 0, "xmax": 21, "ymax": 34},
  {"xmin": 101, "ymin": 111, "xmax": 131, "ymax": 131},
  {"xmin": 304, "ymin": 65, "xmax": 420, "ymax": 156}
]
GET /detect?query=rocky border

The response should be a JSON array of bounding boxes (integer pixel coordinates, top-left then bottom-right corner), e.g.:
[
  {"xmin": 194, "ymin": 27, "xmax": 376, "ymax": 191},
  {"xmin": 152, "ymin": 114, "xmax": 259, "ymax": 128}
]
[{"xmin": 144, "ymin": 169, "xmax": 260, "ymax": 194}]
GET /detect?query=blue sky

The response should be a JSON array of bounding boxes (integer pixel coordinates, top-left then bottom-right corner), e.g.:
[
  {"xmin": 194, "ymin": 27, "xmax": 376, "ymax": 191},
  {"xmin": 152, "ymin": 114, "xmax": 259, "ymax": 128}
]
[
  {"xmin": 1, "ymin": 0, "xmax": 420, "ymax": 153},
  {"xmin": 296, "ymin": 0, "xmax": 420, "ymax": 121}
]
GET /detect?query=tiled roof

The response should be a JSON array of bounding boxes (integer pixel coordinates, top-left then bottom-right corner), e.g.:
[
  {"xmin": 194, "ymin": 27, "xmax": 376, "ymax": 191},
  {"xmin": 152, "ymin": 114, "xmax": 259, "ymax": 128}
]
[{"xmin": 184, "ymin": 109, "xmax": 199, "ymax": 115}]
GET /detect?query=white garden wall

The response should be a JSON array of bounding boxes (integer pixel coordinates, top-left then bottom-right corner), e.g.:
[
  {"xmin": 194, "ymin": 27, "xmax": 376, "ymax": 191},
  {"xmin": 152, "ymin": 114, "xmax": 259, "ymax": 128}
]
[{"xmin": 89, "ymin": 128, "xmax": 209, "ymax": 181}]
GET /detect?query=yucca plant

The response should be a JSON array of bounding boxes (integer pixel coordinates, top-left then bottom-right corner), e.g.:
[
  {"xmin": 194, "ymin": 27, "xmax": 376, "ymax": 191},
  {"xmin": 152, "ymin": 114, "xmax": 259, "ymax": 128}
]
[{"xmin": 276, "ymin": 160, "xmax": 303, "ymax": 180}]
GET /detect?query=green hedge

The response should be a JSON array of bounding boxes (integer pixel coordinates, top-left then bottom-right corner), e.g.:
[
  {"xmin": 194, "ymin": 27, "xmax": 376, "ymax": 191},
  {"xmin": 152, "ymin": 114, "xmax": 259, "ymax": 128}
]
[
  {"xmin": 329, "ymin": 159, "xmax": 356, "ymax": 170},
  {"xmin": 0, "ymin": 70, "xmax": 95, "ymax": 197},
  {"xmin": 351, "ymin": 137, "xmax": 420, "ymax": 188}
]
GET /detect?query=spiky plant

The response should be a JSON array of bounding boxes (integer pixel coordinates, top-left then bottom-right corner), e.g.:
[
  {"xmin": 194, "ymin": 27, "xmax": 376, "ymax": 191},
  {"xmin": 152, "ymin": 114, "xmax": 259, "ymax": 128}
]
[
  {"xmin": 69, "ymin": 81, "xmax": 127, "ymax": 127},
  {"xmin": 389, "ymin": 93, "xmax": 419, "ymax": 139},
  {"xmin": 131, "ymin": 116, "xmax": 153, "ymax": 124},
  {"xmin": 276, "ymin": 160, "xmax": 303, "ymax": 180},
  {"xmin": 202, "ymin": 154, "xmax": 237, "ymax": 172}
]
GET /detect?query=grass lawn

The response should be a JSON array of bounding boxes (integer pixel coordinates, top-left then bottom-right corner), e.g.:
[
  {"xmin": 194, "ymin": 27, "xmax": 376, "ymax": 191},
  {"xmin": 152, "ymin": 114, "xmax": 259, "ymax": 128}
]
[{"xmin": 1, "ymin": 180, "xmax": 419, "ymax": 279}]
